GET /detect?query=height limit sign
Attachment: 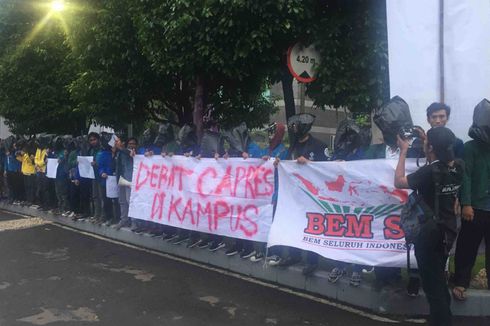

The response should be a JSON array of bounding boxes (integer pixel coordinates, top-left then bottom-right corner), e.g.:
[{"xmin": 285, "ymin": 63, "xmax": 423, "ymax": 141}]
[{"xmin": 287, "ymin": 43, "xmax": 320, "ymax": 83}]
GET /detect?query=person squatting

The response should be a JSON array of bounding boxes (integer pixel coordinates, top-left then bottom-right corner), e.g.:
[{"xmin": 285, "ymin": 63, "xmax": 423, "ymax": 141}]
[{"xmin": 1, "ymin": 97, "xmax": 489, "ymax": 326}]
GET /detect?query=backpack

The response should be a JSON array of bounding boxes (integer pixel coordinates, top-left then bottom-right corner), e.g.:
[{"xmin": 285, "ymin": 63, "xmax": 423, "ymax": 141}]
[{"xmin": 400, "ymin": 163, "xmax": 444, "ymax": 269}]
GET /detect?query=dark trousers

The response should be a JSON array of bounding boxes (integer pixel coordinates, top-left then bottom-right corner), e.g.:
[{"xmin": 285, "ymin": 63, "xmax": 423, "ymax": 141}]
[
  {"xmin": 414, "ymin": 220, "xmax": 452, "ymax": 326},
  {"xmin": 68, "ymin": 181, "xmax": 80, "ymax": 213},
  {"xmin": 99, "ymin": 183, "xmax": 120, "ymax": 222},
  {"xmin": 79, "ymin": 178, "xmax": 91, "ymax": 216},
  {"xmin": 6, "ymin": 171, "xmax": 22, "ymax": 202},
  {"xmin": 36, "ymin": 173, "xmax": 49, "ymax": 208},
  {"xmin": 454, "ymin": 209, "xmax": 490, "ymax": 289},
  {"xmin": 55, "ymin": 178, "xmax": 68, "ymax": 211},
  {"xmin": 289, "ymin": 247, "xmax": 319, "ymax": 265},
  {"xmin": 23, "ymin": 174, "xmax": 36, "ymax": 203}
]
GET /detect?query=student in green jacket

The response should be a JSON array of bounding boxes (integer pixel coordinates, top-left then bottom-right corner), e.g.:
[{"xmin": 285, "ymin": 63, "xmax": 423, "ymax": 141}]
[{"xmin": 453, "ymin": 99, "xmax": 490, "ymax": 300}]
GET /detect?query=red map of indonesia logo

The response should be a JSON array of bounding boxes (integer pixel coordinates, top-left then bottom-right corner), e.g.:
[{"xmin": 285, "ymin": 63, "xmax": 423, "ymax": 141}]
[{"xmin": 293, "ymin": 173, "xmax": 409, "ymax": 241}]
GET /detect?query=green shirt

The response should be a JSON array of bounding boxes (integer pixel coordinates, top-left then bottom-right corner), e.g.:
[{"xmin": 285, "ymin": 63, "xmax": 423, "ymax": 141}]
[{"xmin": 460, "ymin": 140, "xmax": 490, "ymax": 208}]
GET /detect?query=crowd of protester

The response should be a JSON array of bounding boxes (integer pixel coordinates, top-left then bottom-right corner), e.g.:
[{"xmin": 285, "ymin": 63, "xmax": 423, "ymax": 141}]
[{"xmin": 1, "ymin": 98, "xmax": 489, "ymax": 326}]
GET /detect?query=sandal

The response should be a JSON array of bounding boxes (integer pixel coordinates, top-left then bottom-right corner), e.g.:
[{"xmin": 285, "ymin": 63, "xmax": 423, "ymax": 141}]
[{"xmin": 452, "ymin": 287, "xmax": 467, "ymax": 301}]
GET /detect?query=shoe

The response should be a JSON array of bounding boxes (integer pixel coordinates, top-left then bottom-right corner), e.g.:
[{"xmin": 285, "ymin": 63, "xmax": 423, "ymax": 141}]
[
  {"xmin": 225, "ymin": 246, "xmax": 240, "ymax": 256},
  {"xmin": 302, "ymin": 263, "xmax": 318, "ymax": 276},
  {"xmin": 208, "ymin": 242, "xmax": 226, "ymax": 252},
  {"xmin": 68, "ymin": 211, "xmax": 76, "ymax": 218},
  {"xmin": 134, "ymin": 227, "xmax": 145, "ymax": 234},
  {"xmin": 250, "ymin": 252, "xmax": 264, "ymax": 263},
  {"xmin": 61, "ymin": 211, "xmax": 70, "ymax": 217},
  {"xmin": 13, "ymin": 201, "xmax": 20, "ymax": 206},
  {"xmin": 350, "ymin": 272, "xmax": 361, "ymax": 287},
  {"xmin": 362, "ymin": 266, "xmax": 375, "ymax": 274},
  {"xmin": 171, "ymin": 236, "xmax": 189, "ymax": 245},
  {"xmin": 240, "ymin": 249, "xmax": 256, "ymax": 259},
  {"xmin": 102, "ymin": 220, "xmax": 112, "ymax": 227},
  {"xmin": 162, "ymin": 233, "xmax": 179, "ymax": 242},
  {"xmin": 328, "ymin": 268, "xmax": 345, "ymax": 283},
  {"xmin": 277, "ymin": 256, "xmax": 301, "ymax": 267},
  {"xmin": 407, "ymin": 277, "xmax": 420, "ymax": 297},
  {"xmin": 187, "ymin": 239, "xmax": 202, "ymax": 248},
  {"xmin": 71, "ymin": 213, "xmax": 83, "ymax": 221},
  {"xmin": 197, "ymin": 241, "xmax": 210, "ymax": 249},
  {"xmin": 149, "ymin": 230, "xmax": 164, "ymax": 237},
  {"xmin": 266, "ymin": 255, "xmax": 282, "ymax": 266},
  {"xmin": 30, "ymin": 204, "xmax": 40, "ymax": 209},
  {"xmin": 115, "ymin": 221, "xmax": 130, "ymax": 230}
]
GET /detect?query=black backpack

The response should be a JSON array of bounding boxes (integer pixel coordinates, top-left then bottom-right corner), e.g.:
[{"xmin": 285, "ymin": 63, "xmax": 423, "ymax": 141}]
[{"xmin": 400, "ymin": 163, "xmax": 444, "ymax": 269}]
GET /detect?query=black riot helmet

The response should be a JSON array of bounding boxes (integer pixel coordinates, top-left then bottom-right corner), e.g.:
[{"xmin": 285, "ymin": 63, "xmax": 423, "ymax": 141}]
[
  {"xmin": 142, "ymin": 126, "xmax": 157, "ymax": 148},
  {"xmin": 178, "ymin": 124, "xmax": 198, "ymax": 153},
  {"xmin": 38, "ymin": 134, "xmax": 55, "ymax": 150},
  {"xmin": 468, "ymin": 99, "xmax": 490, "ymax": 145},
  {"xmin": 373, "ymin": 96, "xmax": 413, "ymax": 147},
  {"xmin": 333, "ymin": 119, "xmax": 362, "ymax": 160},
  {"xmin": 288, "ymin": 113, "xmax": 315, "ymax": 140},
  {"xmin": 154, "ymin": 122, "xmax": 175, "ymax": 147},
  {"xmin": 223, "ymin": 122, "xmax": 250, "ymax": 156}
]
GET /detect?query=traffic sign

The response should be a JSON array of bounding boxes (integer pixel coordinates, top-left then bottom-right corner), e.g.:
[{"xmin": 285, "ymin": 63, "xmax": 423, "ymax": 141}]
[{"xmin": 287, "ymin": 43, "xmax": 320, "ymax": 83}]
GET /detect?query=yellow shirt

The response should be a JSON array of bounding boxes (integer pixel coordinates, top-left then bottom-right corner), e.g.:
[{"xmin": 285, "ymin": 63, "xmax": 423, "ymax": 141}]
[
  {"xmin": 35, "ymin": 149, "xmax": 47, "ymax": 173},
  {"xmin": 17, "ymin": 153, "xmax": 35, "ymax": 175}
]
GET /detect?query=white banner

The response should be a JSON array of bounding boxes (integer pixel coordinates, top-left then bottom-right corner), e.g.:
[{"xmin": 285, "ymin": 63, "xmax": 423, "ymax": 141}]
[
  {"xmin": 106, "ymin": 176, "xmax": 119, "ymax": 198},
  {"xmin": 128, "ymin": 155, "xmax": 274, "ymax": 242},
  {"xmin": 268, "ymin": 159, "xmax": 418, "ymax": 268},
  {"xmin": 46, "ymin": 158, "xmax": 58, "ymax": 179},
  {"xmin": 77, "ymin": 156, "xmax": 95, "ymax": 179}
]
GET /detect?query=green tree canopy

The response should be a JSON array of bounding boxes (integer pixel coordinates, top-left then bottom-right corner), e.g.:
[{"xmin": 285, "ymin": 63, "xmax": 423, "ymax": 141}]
[{"xmin": 0, "ymin": 0, "xmax": 83, "ymax": 135}]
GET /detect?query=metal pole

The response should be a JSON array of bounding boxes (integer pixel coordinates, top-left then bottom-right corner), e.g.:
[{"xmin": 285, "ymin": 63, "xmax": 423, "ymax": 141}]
[
  {"xmin": 439, "ymin": 0, "xmax": 445, "ymax": 103},
  {"xmin": 299, "ymin": 83, "xmax": 306, "ymax": 113}
]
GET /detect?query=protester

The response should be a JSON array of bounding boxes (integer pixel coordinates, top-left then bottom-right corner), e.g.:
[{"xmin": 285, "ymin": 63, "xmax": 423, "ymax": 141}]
[
  {"xmin": 248, "ymin": 122, "xmax": 288, "ymax": 262},
  {"xmin": 77, "ymin": 136, "xmax": 92, "ymax": 220},
  {"xmin": 49, "ymin": 136, "xmax": 69, "ymax": 215},
  {"xmin": 395, "ymin": 126, "xmax": 463, "ymax": 326},
  {"xmin": 34, "ymin": 134, "xmax": 51, "ymax": 211},
  {"xmin": 96, "ymin": 132, "xmax": 120, "ymax": 226},
  {"xmin": 327, "ymin": 119, "xmax": 367, "ymax": 286},
  {"xmin": 115, "ymin": 136, "xmax": 139, "ymax": 230},
  {"xmin": 88, "ymin": 132, "xmax": 103, "ymax": 222},
  {"xmin": 65, "ymin": 137, "xmax": 81, "ymax": 218},
  {"xmin": 17, "ymin": 139, "xmax": 36, "ymax": 206},
  {"xmin": 4, "ymin": 137, "xmax": 22, "ymax": 204},
  {"xmin": 272, "ymin": 113, "xmax": 329, "ymax": 276},
  {"xmin": 453, "ymin": 98, "xmax": 490, "ymax": 300},
  {"xmin": 0, "ymin": 139, "xmax": 6, "ymax": 199},
  {"xmin": 367, "ymin": 96, "xmax": 422, "ymax": 294},
  {"xmin": 426, "ymin": 103, "xmax": 464, "ymax": 158},
  {"xmin": 156, "ymin": 123, "xmax": 179, "ymax": 238},
  {"xmin": 132, "ymin": 127, "xmax": 162, "ymax": 234}
]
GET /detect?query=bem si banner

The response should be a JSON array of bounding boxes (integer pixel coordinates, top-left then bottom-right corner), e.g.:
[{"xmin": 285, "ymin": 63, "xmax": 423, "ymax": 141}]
[
  {"xmin": 268, "ymin": 159, "xmax": 418, "ymax": 268},
  {"xmin": 128, "ymin": 155, "xmax": 274, "ymax": 242}
]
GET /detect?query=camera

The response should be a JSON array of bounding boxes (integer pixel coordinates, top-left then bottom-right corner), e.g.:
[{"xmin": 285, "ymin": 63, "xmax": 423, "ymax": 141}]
[{"xmin": 399, "ymin": 126, "xmax": 418, "ymax": 139}]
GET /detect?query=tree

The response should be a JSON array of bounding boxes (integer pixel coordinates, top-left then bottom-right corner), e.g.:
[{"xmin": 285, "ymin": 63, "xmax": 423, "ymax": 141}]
[
  {"xmin": 0, "ymin": 0, "xmax": 83, "ymax": 135},
  {"xmin": 131, "ymin": 0, "xmax": 314, "ymax": 138},
  {"xmin": 306, "ymin": 0, "xmax": 390, "ymax": 114}
]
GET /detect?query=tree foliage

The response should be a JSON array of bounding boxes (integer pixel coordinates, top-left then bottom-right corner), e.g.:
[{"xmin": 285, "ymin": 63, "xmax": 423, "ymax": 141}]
[
  {"xmin": 306, "ymin": 0, "xmax": 389, "ymax": 113},
  {"xmin": 0, "ymin": 0, "xmax": 83, "ymax": 134},
  {"xmin": 0, "ymin": 0, "xmax": 390, "ymax": 135}
]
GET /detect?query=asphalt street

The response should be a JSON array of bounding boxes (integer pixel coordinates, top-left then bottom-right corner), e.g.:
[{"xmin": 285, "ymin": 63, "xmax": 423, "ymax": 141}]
[{"xmin": 0, "ymin": 210, "xmax": 488, "ymax": 326}]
